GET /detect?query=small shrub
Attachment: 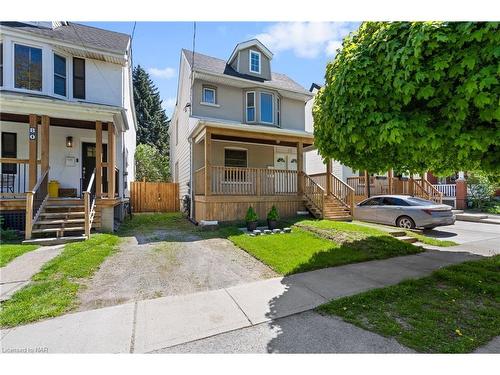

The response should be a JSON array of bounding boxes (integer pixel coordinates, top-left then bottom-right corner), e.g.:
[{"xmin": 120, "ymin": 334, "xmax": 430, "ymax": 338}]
[
  {"xmin": 245, "ymin": 207, "xmax": 258, "ymax": 222},
  {"xmin": 0, "ymin": 217, "xmax": 19, "ymax": 243},
  {"xmin": 267, "ymin": 205, "xmax": 280, "ymax": 221},
  {"xmin": 182, "ymin": 194, "xmax": 191, "ymax": 217}
]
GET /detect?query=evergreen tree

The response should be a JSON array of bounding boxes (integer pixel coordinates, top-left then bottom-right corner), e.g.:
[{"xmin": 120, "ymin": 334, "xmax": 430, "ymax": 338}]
[{"xmin": 132, "ymin": 65, "xmax": 170, "ymax": 155}]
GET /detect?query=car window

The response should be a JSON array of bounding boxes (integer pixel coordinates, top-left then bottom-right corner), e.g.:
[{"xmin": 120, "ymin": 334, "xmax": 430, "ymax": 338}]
[
  {"xmin": 407, "ymin": 197, "xmax": 434, "ymax": 206},
  {"xmin": 382, "ymin": 197, "xmax": 410, "ymax": 206},
  {"xmin": 360, "ymin": 198, "xmax": 381, "ymax": 206}
]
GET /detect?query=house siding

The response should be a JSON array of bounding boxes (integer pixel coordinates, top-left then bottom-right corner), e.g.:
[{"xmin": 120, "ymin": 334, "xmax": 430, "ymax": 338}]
[{"xmin": 236, "ymin": 47, "xmax": 272, "ymax": 80}]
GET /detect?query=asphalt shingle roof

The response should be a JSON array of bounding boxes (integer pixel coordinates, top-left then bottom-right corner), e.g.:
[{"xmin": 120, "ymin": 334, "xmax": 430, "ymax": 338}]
[
  {"xmin": 182, "ymin": 49, "xmax": 310, "ymax": 95},
  {"xmin": 0, "ymin": 22, "xmax": 130, "ymax": 54}
]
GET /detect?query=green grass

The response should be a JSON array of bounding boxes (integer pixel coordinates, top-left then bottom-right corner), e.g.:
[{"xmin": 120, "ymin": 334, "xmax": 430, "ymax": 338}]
[
  {"xmin": 317, "ymin": 256, "xmax": 500, "ymax": 353},
  {"xmin": 0, "ymin": 234, "xmax": 119, "ymax": 328},
  {"xmin": 228, "ymin": 220, "xmax": 423, "ymax": 275},
  {"xmin": 0, "ymin": 244, "xmax": 38, "ymax": 267},
  {"xmin": 406, "ymin": 231, "xmax": 458, "ymax": 247}
]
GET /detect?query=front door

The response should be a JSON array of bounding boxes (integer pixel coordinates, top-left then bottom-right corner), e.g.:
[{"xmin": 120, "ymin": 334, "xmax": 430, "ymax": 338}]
[{"xmin": 81, "ymin": 142, "xmax": 107, "ymax": 194}]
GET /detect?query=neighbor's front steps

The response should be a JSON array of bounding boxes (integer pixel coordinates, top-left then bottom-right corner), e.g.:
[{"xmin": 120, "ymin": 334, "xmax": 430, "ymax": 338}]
[{"xmin": 0, "ymin": 249, "xmax": 481, "ymax": 353}]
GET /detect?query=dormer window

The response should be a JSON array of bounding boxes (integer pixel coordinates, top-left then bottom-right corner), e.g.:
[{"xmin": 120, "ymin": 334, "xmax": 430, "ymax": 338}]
[
  {"xmin": 202, "ymin": 85, "xmax": 217, "ymax": 105},
  {"xmin": 249, "ymin": 50, "xmax": 261, "ymax": 74}
]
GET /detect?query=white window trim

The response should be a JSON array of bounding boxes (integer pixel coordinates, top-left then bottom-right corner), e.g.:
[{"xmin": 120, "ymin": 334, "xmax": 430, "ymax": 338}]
[
  {"xmin": 201, "ymin": 86, "xmax": 217, "ymax": 105},
  {"xmin": 249, "ymin": 50, "xmax": 261, "ymax": 74},
  {"xmin": 259, "ymin": 91, "xmax": 274, "ymax": 125},
  {"xmin": 224, "ymin": 147, "xmax": 248, "ymax": 168},
  {"xmin": 245, "ymin": 91, "xmax": 256, "ymax": 123},
  {"xmin": 53, "ymin": 52, "xmax": 68, "ymax": 98},
  {"xmin": 12, "ymin": 42, "xmax": 44, "ymax": 94}
]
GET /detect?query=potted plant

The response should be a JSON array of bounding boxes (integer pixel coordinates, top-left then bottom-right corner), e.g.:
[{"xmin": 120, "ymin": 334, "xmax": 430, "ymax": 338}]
[
  {"xmin": 267, "ymin": 205, "xmax": 280, "ymax": 230},
  {"xmin": 245, "ymin": 206, "xmax": 259, "ymax": 231}
]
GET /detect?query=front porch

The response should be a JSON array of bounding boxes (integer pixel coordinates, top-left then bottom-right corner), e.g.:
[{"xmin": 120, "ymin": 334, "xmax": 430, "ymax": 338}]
[
  {"xmin": 0, "ymin": 108, "xmax": 125, "ymax": 240},
  {"xmin": 190, "ymin": 122, "xmax": 314, "ymax": 223}
]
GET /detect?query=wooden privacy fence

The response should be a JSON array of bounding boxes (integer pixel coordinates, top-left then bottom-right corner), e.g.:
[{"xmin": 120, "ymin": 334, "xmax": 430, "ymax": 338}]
[{"xmin": 130, "ymin": 181, "xmax": 179, "ymax": 212}]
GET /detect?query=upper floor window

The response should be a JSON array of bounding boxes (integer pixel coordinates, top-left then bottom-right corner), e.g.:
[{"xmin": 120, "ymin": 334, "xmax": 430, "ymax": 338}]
[
  {"xmin": 260, "ymin": 92, "xmax": 274, "ymax": 124},
  {"xmin": 14, "ymin": 44, "xmax": 42, "ymax": 91},
  {"xmin": 0, "ymin": 43, "xmax": 3, "ymax": 86},
  {"xmin": 202, "ymin": 85, "xmax": 216, "ymax": 105},
  {"xmin": 53, "ymin": 54, "xmax": 67, "ymax": 96},
  {"xmin": 246, "ymin": 91, "xmax": 255, "ymax": 122},
  {"xmin": 73, "ymin": 57, "xmax": 86, "ymax": 99},
  {"xmin": 249, "ymin": 50, "xmax": 261, "ymax": 74}
]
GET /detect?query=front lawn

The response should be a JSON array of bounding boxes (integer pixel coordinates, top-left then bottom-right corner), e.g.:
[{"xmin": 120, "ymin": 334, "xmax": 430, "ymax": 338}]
[
  {"xmin": 317, "ymin": 255, "xmax": 500, "ymax": 353},
  {"xmin": 0, "ymin": 244, "xmax": 38, "ymax": 267},
  {"xmin": 228, "ymin": 220, "xmax": 423, "ymax": 275},
  {"xmin": 406, "ymin": 231, "xmax": 458, "ymax": 247},
  {"xmin": 0, "ymin": 234, "xmax": 119, "ymax": 328}
]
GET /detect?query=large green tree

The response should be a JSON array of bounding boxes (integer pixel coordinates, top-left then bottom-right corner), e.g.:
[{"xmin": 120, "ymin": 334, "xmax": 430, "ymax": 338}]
[
  {"xmin": 135, "ymin": 144, "xmax": 170, "ymax": 182},
  {"xmin": 133, "ymin": 65, "xmax": 170, "ymax": 155},
  {"xmin": 314, "ymin": 22, "xmax": 500, "ymax": 175}
]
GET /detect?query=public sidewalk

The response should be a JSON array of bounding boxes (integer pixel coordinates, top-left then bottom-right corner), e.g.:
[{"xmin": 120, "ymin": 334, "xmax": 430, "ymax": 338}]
[
  {"xmin": 0, "ymin": 245, "xmax": 64, "ymax": 302},
  {"xmin": 0, "ymin": 250, "xmax": 480, "ymax": 353}
]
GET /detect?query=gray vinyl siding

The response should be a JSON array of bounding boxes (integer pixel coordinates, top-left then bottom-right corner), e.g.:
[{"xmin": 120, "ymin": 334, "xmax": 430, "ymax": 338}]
[
  {"xmin": 237, "ymin": 47, "xmax": 271, "ymax": 80},
  {"xmin": 171, "ymin": 54, "xmax": 192, "ymax": 202}
]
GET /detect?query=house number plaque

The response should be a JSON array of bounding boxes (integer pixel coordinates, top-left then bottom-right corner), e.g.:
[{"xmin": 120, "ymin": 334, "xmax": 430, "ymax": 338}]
[{"xmin": 29, "ymin": 127, "xmax": 37, "ymax": 140}]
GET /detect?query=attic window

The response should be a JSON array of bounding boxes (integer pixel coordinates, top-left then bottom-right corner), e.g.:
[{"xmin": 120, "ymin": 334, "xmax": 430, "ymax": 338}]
[{"xmin": 249, "ymin": 50, "xmax": 261, "ymax": 74}]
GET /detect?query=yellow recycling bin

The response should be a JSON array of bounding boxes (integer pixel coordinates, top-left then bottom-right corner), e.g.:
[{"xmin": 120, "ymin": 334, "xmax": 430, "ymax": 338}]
[{"xmin": 48, "ymin": 180, "xmax": 60, "ymax": 198}]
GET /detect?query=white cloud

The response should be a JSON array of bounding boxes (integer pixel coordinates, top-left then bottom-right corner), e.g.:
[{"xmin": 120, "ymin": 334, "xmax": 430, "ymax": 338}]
[
  {"xmin": 161, "ymin": 97, "xmax": 176, "ymax": 116},
  {"xmin": 255, "ymin": 22, "xmax": 354, "ymax": 59},
  {"xmin": 325, "ymin": 40, "xmax": 343, "ymax": 57},
  {"xmin": 148, "ymin": 67, "xmax": 176, "ymax": 79}
]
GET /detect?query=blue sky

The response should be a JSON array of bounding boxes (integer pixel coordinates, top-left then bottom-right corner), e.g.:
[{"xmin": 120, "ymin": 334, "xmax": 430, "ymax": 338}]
[{"xmin": 84, "ymin": 22, "xmax": 360, "ymax": 117}]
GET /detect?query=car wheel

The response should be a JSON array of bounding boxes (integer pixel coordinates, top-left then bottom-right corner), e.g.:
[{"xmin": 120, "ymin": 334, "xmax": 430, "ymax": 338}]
[{"xmin": 396, "ymin": 216, "xmax": 415, "ymax": 229}]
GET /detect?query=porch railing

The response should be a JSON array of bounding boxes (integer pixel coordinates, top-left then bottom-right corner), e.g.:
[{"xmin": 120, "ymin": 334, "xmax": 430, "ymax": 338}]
[
  {"xmin": 415, "ymin": 178, "xmax": 443, "ymax": 203},
  {"xmin": 194, "ymin": 167, "xmax": 205, "ymax": 195},
  {"xmin": 304, "ymin": 174, "xmax": 324, "ymax": 216},
  {"xmin": 25, "ymin": 167, "xmax": 50, "ymax": 240},
  {"xmin": 209, "ymin": 166, "xmax": 298, "ymax": 196},
  {"xmin": 432, "ymin": 184, "xmax": 456, "ymax": 198},
  {"xmin": 0, "ymin": 158, "xmax": 34, "ymax": 197},
  {"xmin": 329, "ymin": 173, "xmax": 355, "ymax": 212},
  {"xmin": 84, "ymin": 169, "xmax": 96, "ymax": 238}
]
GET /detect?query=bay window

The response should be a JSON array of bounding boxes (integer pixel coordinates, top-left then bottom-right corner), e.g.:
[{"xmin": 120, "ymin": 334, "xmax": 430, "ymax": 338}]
[
  {"xmin": 246, "ymin": 91, "xmax": 255, "ymax": 122},
  {"xmin": 260, "ymin": 92, "xmax": 274, "ymax": 124},
  {"xmin": 14, "ymin": 44, "xmax": 42, "ymax": 91},
  {"xmin": 53, "ymin": 54, "xmax": 67, "ymax": 96}
]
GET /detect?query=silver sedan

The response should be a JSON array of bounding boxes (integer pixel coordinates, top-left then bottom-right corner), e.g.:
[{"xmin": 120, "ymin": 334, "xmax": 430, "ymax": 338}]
[{"xmin": 354, "ymin": 195, "xmax": 456, "ymax": 229}]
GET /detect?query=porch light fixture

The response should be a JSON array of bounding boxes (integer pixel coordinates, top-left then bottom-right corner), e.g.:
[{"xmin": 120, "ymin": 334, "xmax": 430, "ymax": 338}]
[{"xmin": 66, "ymin": 136, "xmax": 73, "ymax": 148}]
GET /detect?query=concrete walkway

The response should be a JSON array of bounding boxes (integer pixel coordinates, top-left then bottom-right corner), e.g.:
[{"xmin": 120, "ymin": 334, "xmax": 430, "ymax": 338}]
[
  {"xmin": 0, "ymin": 250, "xmax": 482, "ymax": 353},
  {"xmin": 0, "ymin": 245, "xmax": 64, "ymax": 302}
]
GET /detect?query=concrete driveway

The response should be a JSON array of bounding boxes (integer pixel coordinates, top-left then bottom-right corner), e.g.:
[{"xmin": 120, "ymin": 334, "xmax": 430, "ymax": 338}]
[{"xmin": 422, "ymin": 221, "xmax": 500, "ymax": 256}]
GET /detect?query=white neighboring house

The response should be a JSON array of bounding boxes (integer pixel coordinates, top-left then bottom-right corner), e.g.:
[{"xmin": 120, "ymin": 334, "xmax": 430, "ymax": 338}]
[
  {"xmin": 304, "ymin": 83, "xmax": 357, "ymax": 182},
  {"xmin": 0, "ymin": 22, "xmax": 137, "ymax": 240}
]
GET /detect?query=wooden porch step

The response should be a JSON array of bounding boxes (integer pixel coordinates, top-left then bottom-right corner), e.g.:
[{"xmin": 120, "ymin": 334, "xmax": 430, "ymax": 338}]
[
  {"xmin": 32, "ymin": 226, "xmax": 85, "ymax": 234},
  {"xmin": 45, "ymin": 205, "xmax": 85, "ymax": 210},
  {"xmin": 40, "ymin": 211, "xmax": 86, "ymax": 217},
  {"xmin": 23, "ymin": 235, "xmax": 87, "ymax": 246},
  {"xmin": 35, "ymin": 218, "xmax": 86, "ymax": 225}
]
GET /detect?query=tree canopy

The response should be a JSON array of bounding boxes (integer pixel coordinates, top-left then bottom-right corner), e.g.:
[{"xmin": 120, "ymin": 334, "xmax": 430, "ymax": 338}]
[
  {"xmin": 313, "ymin": 22, "xmax": 500, "ymax": 175},
  {"xmin": 133, "ymin": 65, "xmax": 170, "ymax": 155},
  {"xmin": 135, "ymin": 144, "xmax": 170, "ymax": 182}
]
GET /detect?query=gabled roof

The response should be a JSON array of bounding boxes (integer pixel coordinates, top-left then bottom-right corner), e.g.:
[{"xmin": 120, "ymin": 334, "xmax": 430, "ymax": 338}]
[
  {"xmin": 182, "ymin": 49, "xmax": 310, "ymax": 95},
  {"xmin": 0, "ymin": 22, "xmax": 130, "ymax": 55},
  {"xmin": 227, "ymin": 39, "xmax": 273, "ymax": 64}
]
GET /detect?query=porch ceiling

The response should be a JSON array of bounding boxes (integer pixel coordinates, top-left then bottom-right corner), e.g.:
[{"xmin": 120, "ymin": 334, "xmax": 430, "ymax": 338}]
[
  {"xmin": 1, "ymin": 112, "xmax": 109, "ymax": 131},
  {"xmin": 192, "ymin": 119, "xmax": 314, "ymax": 147}
]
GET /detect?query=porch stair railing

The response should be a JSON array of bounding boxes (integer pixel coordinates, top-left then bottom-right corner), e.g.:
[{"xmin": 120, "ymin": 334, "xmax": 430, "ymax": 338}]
[
  {"xmin": 84, "ymin": 169, "xmax": 97, "ymax": 238},
  {"xmin": 303, "ymin": 174, "xmax": 324, "ymax": 218},
  {"xmin": 328, "ymin": 172, "xmax": 355, "ymax": 214},
  {"xmin": 25, "ymin": 167, "xmax": 50, "ymax": 240},
  {"xmin": 415, "ymin": 178, "xmax": 443, "ymax": 204}
]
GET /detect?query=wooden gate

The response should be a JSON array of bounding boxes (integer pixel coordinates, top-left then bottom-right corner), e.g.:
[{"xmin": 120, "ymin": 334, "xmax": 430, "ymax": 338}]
[{"xmin": 130, "ymin": 181, "xmax": 179, "ymax": 212}]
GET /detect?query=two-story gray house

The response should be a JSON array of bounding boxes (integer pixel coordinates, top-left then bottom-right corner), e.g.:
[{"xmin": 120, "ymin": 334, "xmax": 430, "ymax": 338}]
[{"xmin": 170, "ymin": 39, "xmax": 354, "ymax": 223}]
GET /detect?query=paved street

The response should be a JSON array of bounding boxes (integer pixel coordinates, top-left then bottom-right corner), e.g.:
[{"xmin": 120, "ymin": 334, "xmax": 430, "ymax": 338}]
[
  {"xmin": 0, "ymin": 250, "xmax": 482, "ymax": 353},
  {"xmin": 423, "ymin": 221, "xmax": 500, "ymax": 256}
]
